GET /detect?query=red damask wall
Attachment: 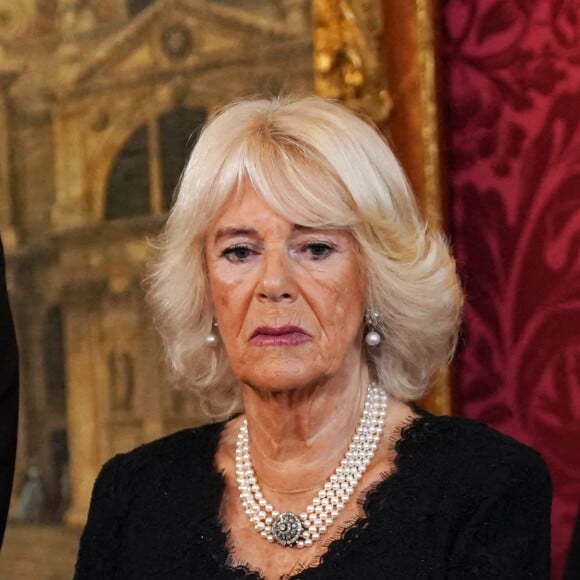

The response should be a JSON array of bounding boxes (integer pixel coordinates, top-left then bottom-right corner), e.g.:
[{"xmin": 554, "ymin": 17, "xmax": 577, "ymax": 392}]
[{"xmin": 439, "ymin": 1, "xmax": 580, "ymax": 577}]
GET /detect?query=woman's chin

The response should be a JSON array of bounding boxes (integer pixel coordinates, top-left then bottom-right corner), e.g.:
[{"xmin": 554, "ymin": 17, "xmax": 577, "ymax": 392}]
[{"xmin": 240, "ymin": 367, "xmax": 325, "ymax": 395}]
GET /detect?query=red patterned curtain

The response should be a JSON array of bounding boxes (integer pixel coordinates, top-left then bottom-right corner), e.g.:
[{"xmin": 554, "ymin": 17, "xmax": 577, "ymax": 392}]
[{"xmin": 439, "ymin": 1, "xmax": 580, "ymax": 577}]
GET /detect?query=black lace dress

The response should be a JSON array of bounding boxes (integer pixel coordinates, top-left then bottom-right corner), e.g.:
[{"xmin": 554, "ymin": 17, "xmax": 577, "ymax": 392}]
[{"xmin": 74, "ymin": 412, "xmax": 551, "ymax": 579}]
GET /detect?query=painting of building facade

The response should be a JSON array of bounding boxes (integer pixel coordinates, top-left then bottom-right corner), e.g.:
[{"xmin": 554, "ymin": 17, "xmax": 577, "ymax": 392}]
[{"xmin": 0, "ymin": 0, "xmax": 314, "ymax": 527}]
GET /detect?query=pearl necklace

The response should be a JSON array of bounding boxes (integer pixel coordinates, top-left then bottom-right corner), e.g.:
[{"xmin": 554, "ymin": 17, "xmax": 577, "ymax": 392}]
[{"xmin": 235, "ymin": 384, "xmax": 388, "ymax": 548}]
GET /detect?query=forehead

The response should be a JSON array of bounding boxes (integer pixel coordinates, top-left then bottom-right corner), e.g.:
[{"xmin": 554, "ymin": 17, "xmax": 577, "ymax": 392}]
[
  {"xmin": 207, "ymin": 183, "xmax": 355, "ymax": 247},
  {"xmin": 212, "ymin": 183, "xmax": 281, "ymax": 223},
  {"xmin": 203, "ymin": 138, "xmax": 358, "ymax": 234},
  {"xmin": 207, "ymin": 186, "xmax": 300, "ymax": 245}
]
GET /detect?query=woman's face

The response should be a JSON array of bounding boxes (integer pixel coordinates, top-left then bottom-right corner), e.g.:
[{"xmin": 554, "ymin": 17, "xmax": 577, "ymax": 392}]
[{"xmin": 205, "ymin": 182, "xmax": 366, "ymax": 393}]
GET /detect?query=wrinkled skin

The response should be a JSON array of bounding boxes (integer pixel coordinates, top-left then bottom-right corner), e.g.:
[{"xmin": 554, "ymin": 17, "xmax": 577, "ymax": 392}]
[
  {"xmin": 205, "ymin": 183, "xmax": 413, "ymax": 578},
  {"xmin": 206, "ymin": 182, "xmax": 366, "ymax": 397}
]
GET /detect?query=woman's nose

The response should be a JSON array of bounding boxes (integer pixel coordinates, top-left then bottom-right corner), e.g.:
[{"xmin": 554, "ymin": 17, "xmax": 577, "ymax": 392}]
[{"xmin": 256, "ymin": 249, "xmax": 297, "ymax": 303}]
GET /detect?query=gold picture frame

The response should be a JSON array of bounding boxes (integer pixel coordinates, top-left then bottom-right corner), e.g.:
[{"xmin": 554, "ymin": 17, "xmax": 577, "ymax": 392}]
[{"xmin": 312, "ymin": 0, "xmax": 451, "ymax": 415}]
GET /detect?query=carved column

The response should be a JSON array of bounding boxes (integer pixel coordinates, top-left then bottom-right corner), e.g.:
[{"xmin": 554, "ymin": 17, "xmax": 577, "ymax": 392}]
[
  {"xmin": 62, "ymin": 279, "xmax": 106, "ymax": 527},
  {"xmin": 51, "ymin": 103, "xmax": 91, "ymax": 230}
]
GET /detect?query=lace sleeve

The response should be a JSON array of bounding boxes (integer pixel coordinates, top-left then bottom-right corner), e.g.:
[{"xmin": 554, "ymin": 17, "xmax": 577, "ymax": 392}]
[
  {"xmin": 73, "ymin": 455, "xmax": 128, "ymax": 580},
  {"xmin": 448, "ymin": 450, "xmax": 552, "ymax": 579}
]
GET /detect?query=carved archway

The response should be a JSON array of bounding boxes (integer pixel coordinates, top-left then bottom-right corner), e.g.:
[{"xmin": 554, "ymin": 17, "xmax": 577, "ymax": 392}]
[{"xmin": 91, "ymin": 104, "xmax": 207, "ymax": 221}]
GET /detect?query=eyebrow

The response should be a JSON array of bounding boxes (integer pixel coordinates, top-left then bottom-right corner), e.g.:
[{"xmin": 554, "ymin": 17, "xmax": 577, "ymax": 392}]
[
  {"xmin": 213, "ymin": 227, "xmax": 258, "ymax": 242},
  {"xmin": 212, "ymin": 224, "xmax": 314, "ymax": 242}
]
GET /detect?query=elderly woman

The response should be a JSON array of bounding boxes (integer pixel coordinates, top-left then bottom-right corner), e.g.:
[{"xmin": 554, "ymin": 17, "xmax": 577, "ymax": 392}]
[{"xmin": 74, "ymin": 96, "xmax": 551, "ymax": 579}]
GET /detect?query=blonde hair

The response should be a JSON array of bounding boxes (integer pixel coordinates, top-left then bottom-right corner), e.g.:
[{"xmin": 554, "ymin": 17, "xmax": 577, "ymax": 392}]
[{"xmin": 147, "ymin": 95, "xmax": 463, "ymax": 419}]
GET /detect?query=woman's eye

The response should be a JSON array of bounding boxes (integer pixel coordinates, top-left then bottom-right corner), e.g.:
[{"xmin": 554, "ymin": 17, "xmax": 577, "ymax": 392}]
[
  {"xmin": 222, "ymin": 245, "xmax": 254, "ymax": 262},
  {"xmin": 304, "ymin": 243, "xmax": 334, "ymax": 259}
]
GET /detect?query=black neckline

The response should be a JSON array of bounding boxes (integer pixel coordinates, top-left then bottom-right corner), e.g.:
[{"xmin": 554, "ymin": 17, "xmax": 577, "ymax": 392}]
[{"xmin": 202, "ymin": 412, "xmax": 431, "ymax": 579}]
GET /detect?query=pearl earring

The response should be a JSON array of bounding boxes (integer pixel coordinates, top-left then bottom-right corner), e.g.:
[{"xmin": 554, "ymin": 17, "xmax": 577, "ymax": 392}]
[
  {"xmin": 364, "ymin": 307, "xmax": 382, "ymax": 347},
  {"xmin": 206, "ymin": 319, "xmax": 219, "ymax": 347}
]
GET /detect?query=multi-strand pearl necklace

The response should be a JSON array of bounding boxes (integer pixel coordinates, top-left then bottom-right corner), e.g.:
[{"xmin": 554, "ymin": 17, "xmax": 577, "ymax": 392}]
[{"xmin": 235, "ymin": 384, "xmax": 388, "ymax": 548}]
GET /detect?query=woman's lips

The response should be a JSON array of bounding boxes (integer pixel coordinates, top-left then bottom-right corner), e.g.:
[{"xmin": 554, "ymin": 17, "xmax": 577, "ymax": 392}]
[{"xmin": 249, "ymin": 325, "xmax": 312, "ymax": 346}]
